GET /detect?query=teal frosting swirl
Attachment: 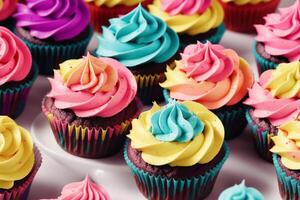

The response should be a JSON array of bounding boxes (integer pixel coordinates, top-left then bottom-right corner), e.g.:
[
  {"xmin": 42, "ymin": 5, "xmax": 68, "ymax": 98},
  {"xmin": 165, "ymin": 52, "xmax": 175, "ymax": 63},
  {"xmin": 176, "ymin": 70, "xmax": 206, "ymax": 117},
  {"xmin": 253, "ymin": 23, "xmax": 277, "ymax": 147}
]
[
  {"xmin": 219, "ymin": 180, "xmax": 265, "ymax": 200},
  {"xmin": 150, "ymin": 101, "xmax": 204, "ymax": 142},
  {"xmin": 95, "ymin": 4, "xmax": 179, "ymax": 67}
]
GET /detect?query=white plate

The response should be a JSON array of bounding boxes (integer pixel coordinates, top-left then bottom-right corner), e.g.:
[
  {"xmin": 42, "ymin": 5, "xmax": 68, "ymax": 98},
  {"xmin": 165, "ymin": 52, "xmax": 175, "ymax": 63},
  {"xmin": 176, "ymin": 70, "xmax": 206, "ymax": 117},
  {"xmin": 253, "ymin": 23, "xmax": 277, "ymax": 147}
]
[{"xmin": 31, "ymin": 113, "xmax": 281, "ymax": 199}]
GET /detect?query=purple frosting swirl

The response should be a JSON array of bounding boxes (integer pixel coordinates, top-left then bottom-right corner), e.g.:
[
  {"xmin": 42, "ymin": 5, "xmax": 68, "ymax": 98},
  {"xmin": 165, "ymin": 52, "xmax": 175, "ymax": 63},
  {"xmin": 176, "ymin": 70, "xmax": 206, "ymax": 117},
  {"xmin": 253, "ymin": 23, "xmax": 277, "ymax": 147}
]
[{"xmin": 13, "ymin": 0, "xmax": 90, "ymax": 41}]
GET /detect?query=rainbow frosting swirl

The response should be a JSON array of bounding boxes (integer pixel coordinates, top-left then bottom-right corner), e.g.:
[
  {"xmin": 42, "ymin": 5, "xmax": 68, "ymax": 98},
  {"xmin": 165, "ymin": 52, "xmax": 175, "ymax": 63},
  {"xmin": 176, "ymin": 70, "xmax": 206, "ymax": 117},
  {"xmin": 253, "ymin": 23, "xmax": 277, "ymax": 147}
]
[
  {"xmin": 128, "ymin": 100, "xmax": 224, "ymax": 167},
  {"xmin": 47, "ymin": 53, "xmax": 137, "ymax": 118},
  {"xmin": 85, "ymin": 0, "xmax": 144, "ymax": 7},
  {"xmin": 0, "ymin": 116, "xmax": 35, "ymax": 190},
  {"xmin": 95, "ymin": 5, "xmax": 179, "ymax": 67},
  {"xmin": 161, "ymin": 42, "xmax": 253, "ymax": 110},
  {"xmin": 0, "ymin": 0, "xmax": 17, "ymax": 20},
  {"xmin": 244, "ymin": 61, "xmax": 300, "ymax": 126}
]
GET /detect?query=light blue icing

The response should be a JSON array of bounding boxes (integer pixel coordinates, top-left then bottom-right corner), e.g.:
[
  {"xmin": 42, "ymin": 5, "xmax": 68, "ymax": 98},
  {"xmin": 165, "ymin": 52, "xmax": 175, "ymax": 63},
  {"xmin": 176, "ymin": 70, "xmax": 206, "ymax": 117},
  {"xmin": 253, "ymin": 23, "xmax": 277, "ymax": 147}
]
[
  {"xmin": 218, "ymin": 180, "xmax": 265, "ymax": 200},
  {"xmin": 150, "ymin": 100, "xmax": 204, "ymax": 142},
  {"xmin": 95, "ymin": 4, "xmax": 179, "ymax": 67}
]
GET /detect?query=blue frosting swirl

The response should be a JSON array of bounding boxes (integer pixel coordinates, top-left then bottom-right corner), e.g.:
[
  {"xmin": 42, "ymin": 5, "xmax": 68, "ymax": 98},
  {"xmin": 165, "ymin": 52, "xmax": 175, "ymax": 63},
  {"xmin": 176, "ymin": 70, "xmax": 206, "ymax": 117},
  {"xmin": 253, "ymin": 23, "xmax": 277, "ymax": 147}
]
[
  {"xmin": 150, "ymin": 101, "xmax": 204, "ymax": 142},
  {"xmin": 95, "ymin": 4, "xmax": 179, "ymax": 67},
  {"xmin": 218, "ymin": 180, "xmax": 265, "ymax": 200}
]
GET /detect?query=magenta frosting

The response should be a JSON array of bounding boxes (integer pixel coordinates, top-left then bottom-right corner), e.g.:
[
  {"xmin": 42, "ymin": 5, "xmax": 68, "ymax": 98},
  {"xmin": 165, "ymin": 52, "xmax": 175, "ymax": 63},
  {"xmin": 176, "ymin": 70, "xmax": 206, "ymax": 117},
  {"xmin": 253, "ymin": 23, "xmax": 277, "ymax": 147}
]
[
  {"xmin": 13, "ymin": 0, "xmax": 90, "ymax": 41},
  {"xmin": 161, "ymin": 0, "xmax": 211, "ymax": 15}
]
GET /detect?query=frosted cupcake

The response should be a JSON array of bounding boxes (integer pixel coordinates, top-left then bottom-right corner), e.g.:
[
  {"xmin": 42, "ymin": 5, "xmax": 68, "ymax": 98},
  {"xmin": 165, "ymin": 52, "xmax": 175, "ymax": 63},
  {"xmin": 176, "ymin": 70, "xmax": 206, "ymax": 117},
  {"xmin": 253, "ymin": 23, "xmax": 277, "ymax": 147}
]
[
  {"xmin": 95, "ymin": 5, "xmax": 179, "ymax": 104},
  {"xmin": 0, "ymin": 0, "xmax": 17, "ymax": 29},
  {"xmin": 124, "ymin": 100, "xmax": 229, "ymax": 200},
  {"xmin": 149, "ymin": 0, "xmax": 225, "ymax": 47},
  {"xmin": 161, "ymin": 42, "xmax": 254, "ymax": 139},
  {"xmin": 13, "ymin": 0, "xmax": 93, "ymax": 75},
  {"xmin": 254, "ymin": 0, "xmax": 299, "ymax": 74},
  {"xmin": 244, "ymin": 61, "xmax": 300, "ymax": 161},
  {"xmin": 42, "ymin": 53, "xmax": 142, "ymax": 158}
]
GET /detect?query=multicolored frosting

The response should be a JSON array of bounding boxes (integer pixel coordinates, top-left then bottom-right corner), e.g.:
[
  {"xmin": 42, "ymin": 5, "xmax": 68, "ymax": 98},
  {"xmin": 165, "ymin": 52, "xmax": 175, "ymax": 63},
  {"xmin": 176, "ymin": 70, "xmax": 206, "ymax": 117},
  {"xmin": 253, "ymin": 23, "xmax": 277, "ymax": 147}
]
[
  {"xmin": 221, "ymin": 0, "xmax": 271, "ymax": 5},
  {"xmin": 14, "ymin": 0, "xmax": 90, "ymax": 41},
  {"xmin": 271, "ymin": 120, "xmax": 300, "ymax": 170},
  {"xmin": 0, "ymin": 116, "xmax": 35, "ymax": 190},
  {"xmin": 148, "ymin": 0, "xmax": 224, "ymax": 35},
  {"xmin": 244, "ymin": 61, "xmax": 300, "ymax": 126},
  {"xmin": 0, "ymin": 27, "xmax": 32, "ymax": 86},
  {"xmin": 47, "ymin": 53, "xmax": 137, "ymax": 118},
  {"xmin": 161, "ymin": 42, "xmax": 253, "ymax": 110},
  {"xmin": 45, "ymin": 176, "xmax": 110, "ymax": 200},
  {"xmin": 127, "ymin": 100, "xmax": 225, "ymax": 167},
  {"xmin": 95, "ymin": 5, "xmax": 179, "ymax": 67},
  {"xmin": 0, "ymin": 0, "xmax": 17, "ymax": 21},
  {"xmin": 85, "ymin": 0, "xmax": 144, "ymax": 7},
  {"xmin": 218, "ymin": 180, "xmax": 265, "ymax": 200},
  {"xmin": 255, "ymin": 0, "xmax": 300, "ymax": 61}
]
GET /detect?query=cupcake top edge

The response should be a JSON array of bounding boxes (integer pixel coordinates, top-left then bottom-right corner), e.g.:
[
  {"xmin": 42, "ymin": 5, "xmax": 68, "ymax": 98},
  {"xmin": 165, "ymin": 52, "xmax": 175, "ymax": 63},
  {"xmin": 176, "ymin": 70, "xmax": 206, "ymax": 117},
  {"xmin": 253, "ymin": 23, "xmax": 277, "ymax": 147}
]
[
  {"xmin": 85, "ymin": 0, "xmax": 145, "ymax": 7},
  {"xmin": 221, "ymin": 0, "xmax": 271, "ymax": 6},
  {"xmin": 0, "ymin": 0, "xmax": 17, "ymax": 21},
  {"xmin": 127, "ymin": 100, "xmax": 225, "ymax": 167}
]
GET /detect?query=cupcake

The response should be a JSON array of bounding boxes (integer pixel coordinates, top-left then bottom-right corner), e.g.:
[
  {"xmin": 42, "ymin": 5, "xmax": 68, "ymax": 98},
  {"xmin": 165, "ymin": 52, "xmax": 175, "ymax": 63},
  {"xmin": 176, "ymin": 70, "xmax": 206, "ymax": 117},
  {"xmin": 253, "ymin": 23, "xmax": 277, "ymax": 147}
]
[
  {"xmin": 95, "ymin": 5, "xmax": 179, "ymax": 105},
  {"xmin": 218, "ymin": 180, "xmax": 265, "ymax": 199},
  {"xmin": 85, "ymin": 0, "xmax": 153, "ymax": 32},
  {"xmin": 42, "ymin": 53, "xmax": 143, "ymax": 158},
  {"xmin": 271, "ymin": 121, "xmax": 300, "ymax": 200},
  {"xmin": 244, "ymin": 61, "xmax": 300, "ymax": 161},
  {"xmin": 0, "ymin": 116, "xmax": 42, "ymax": 200},
  {"xmin": 161, "ymin": 41, "xmax": 254, "ymax": 139},
  {"xmin": 254, "ymin": 0, "xmax": 299, "ymax": 74},
  {"xmin": 42, "ymin": 176, "xmax": 110, "ymax": 199},
  {"xmin": 0, "ymin": 0, "xmax": 17, "ymax": 29},
  {"xmin": 148, "ymin": 0, "xmax": 225, "ymax": 47},
  {"xmin": 124, "ymin": 100, "xmax": 229, "ymax": 200},
  {"xmin": 0, "ymin": 26, "xmax": 38, "ymax": 118},
  {"xmin": 219, "ymin": 0, "xmax": 279, "ymax": 33},
  {"xmin": 13, "ymin": 0, "xmax": 93, "ymax": 75}
]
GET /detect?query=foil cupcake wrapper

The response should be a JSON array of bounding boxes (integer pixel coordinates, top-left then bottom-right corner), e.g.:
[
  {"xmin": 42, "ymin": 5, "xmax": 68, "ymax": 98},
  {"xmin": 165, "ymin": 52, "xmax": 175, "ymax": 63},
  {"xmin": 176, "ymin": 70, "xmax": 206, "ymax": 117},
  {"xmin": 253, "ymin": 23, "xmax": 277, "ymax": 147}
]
[
  {"xmin": 42, "ymin": 98, "xmax": 143, "ymax": 158},
  {"xmin": 18, "ymin": 26, "xmax": 93, "ymax": 75},
  {"xmin": 273, "ymin": 154, "xmax": 300, "ymax": 200},
  {"xmin": 1, "ymin": 146, "xmax": 42, "ymax": 200},
  {"xmin": 0, "ymin": 63, "xmax": 38, "ymax": 118},
  {"xmin": 245, "ymin": 110, "xmax": 273, "ymax": 162},
  {"xmin": 124, "ymin": 141, "xmax": 229, "ymax": 200}
]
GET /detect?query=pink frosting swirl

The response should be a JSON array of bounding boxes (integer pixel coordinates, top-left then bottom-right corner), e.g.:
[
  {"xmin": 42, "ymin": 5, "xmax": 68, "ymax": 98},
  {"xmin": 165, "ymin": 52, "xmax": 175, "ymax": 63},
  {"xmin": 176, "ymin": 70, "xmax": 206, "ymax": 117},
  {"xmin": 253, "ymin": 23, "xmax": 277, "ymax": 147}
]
[
  {"xmin": 244, "ymin": 71, "xmax": 300, "ymax": 126},
  {"xmin": 255, "ymin": 0, "xmax": 300, "ymax": 61},
  {"xmin": 161, "ymin": 0, "xmax": 211, "ymax": 15},
  {"xmin": 47, "ymin": 54, "xmax": 137, "ymax": 118},
  {"xmin": 0, "ymin": 27, "xmax": 32, "ymax": 86},
  {"xmin": 0, "ymin": 0, "xmax": 17, "ymax": 20},
  {"xmin": 180, "ymin": 41, "xmax": 234, "ymax": 82}
]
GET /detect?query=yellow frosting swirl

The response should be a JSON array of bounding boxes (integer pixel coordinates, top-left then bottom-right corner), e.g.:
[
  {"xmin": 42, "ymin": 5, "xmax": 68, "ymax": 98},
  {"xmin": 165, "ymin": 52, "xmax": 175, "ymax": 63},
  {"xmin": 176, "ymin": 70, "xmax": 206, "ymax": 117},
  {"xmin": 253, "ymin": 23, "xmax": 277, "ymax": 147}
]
[
  {"xmin": 148, "ymin": 0, "xmax": 224, "ymax": 35},
  {"xmin": 85, "ymin": 0, "xmax": 144, "ymax": 7},
  {"xmin": 127, "ymin": 101, "xmax": 225, "ymax": 167},
  {"xmin": 271, "ymin": 120, "xmax": 300, "ymax": 170},
  {"xmin": 0, "ymin": 116, "xmax": 35, "ymax": 189},
  {"xmin": 264, "ymin": 61, "xmax": 300, "ymax": 99},
  {"xmin": 0, "ymin": 1, "xmax": 3, "ymax": 9},
  {"xmin": 221, "ymin": 0, "xmax": 271, "ymax": 5}
]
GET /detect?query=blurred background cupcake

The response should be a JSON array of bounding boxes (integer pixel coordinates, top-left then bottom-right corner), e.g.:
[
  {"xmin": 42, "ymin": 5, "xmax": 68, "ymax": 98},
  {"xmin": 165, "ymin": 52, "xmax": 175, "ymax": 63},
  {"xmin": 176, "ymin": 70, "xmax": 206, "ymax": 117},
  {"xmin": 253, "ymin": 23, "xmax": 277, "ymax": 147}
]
[
  {"xmin": 0, "ymin": 116, "xmax": 42, "ymax": 200},
  {"xmin": 13, "ymin": 0, "xmax": 93, "ymax": 75},
  {"xmin": 124, "ymin": 100, "xmax": 229, "ymax": 200},
  {"xmin": 244, "ymin": 61, "xmax": 300, "ymax": 161},
  {"xmin": 148, "ymin": 0, "xmax": 225, "ymax": 47},
  {"xmin": 254, "ymin": 0, "xmax": 299, "ymax": 74},
  {"xmin": 0, "ymin": 0, "xmax": 17, "ymax": 29},
  {"xmin": 161, "ymin": 41, "xmax": 254, "ymax": 139},
  {"xmin": 219, "ymin": 0, "xmax": 279, "ymax": 33},
  {"xmin": 0, "ymin": 26, "xmax": 38, "ymax": 118},
  {"xmin": 95, "ymin": 5, "xmax": 179, "ymax": 104},
  {"xmin": 85, "ymin": 0, "xmax": 153, "ymax": 32},
  {"xmin": 42, "ymin": 53, "xmax": 143, "ymax": 158}
]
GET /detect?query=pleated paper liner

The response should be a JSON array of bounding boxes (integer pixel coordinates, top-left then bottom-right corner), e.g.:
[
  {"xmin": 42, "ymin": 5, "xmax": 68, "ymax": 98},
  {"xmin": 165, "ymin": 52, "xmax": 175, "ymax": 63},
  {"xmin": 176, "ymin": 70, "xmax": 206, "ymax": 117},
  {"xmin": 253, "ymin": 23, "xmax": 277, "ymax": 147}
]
[
  {"xmin": 16, "ymin": 26, "xmax": 93, "ymax": 75},
  {"xmin": 42, "ymin": 98, "xmax": 143, "ymax": 158},
  {"xmin": 1, "ymin": 146, "xmax": 42, "ymax": 200},
  {"xmin": 124, "ymin": 142, "xmax": 229, "ymax": 200},
  {"xmin": 245, "ymin": 110, "xmax": 274, "ymax": 162},
  {"xmin": 0, "ymin": 63, "xmax": 38, "ymax": 118},
  {"xmin": 219, "ymin": 0, "xmax": 280, "ymax": 33},
  {"xmin": 273, "ymin": 154, "xmax": 300, "ymax": 200},
  {"xmin": 163, "ymin": 89, "xmax": 247, "ymax": 140}
]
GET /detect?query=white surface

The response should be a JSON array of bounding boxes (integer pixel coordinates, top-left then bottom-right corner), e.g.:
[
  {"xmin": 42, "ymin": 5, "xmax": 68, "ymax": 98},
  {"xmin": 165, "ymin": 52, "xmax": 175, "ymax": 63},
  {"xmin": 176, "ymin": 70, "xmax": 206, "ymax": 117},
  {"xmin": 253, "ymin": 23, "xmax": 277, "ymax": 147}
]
[{"xmin": 14, "ymin": 1, "xmax": 296, "ymax": 199}]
